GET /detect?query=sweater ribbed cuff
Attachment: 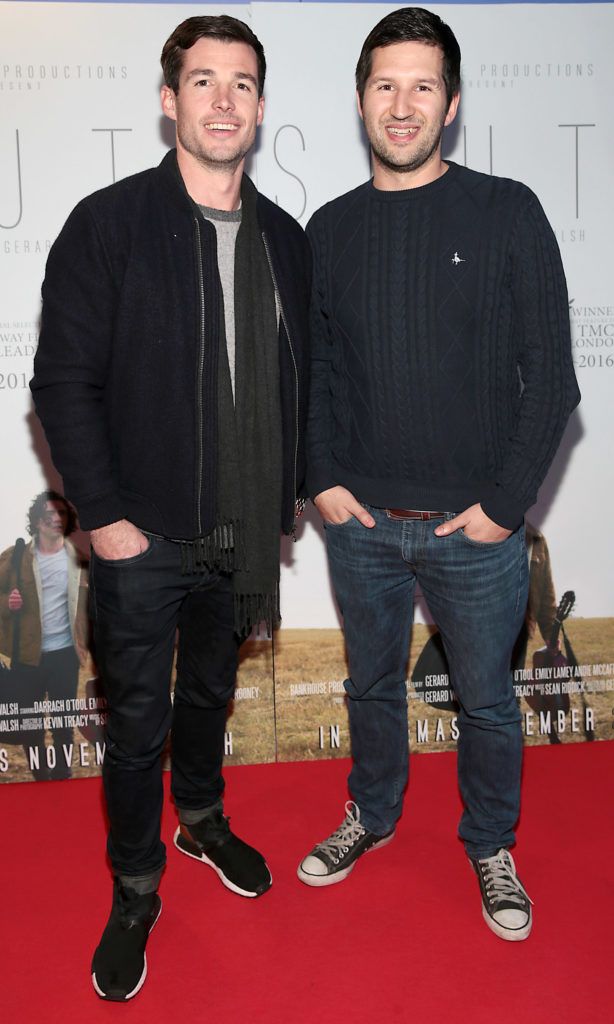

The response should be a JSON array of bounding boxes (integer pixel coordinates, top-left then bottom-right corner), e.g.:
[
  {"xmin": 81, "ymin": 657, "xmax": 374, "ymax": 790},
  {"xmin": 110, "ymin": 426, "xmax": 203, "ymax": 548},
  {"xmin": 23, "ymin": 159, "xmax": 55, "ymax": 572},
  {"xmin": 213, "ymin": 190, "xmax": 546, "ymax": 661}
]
[
  {"xmin": 480, "ymin": 486, "xmax": 526, "ymax": 532},
  {"xmin": 74, "ymin": 492, "xmax": 128, "ymax": 533},
  {"xmin": 306, "ymin": 466, "xmax": 337, "ymax": 502}
]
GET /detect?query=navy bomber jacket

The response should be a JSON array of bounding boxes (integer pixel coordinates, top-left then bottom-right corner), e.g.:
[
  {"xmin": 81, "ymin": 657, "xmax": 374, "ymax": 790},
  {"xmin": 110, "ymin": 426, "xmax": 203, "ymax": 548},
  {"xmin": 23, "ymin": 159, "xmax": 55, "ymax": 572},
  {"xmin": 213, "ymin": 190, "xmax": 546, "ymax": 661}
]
[{"xmin": 31, "ymin": 150, "xmax": 311, "ymax": 539}]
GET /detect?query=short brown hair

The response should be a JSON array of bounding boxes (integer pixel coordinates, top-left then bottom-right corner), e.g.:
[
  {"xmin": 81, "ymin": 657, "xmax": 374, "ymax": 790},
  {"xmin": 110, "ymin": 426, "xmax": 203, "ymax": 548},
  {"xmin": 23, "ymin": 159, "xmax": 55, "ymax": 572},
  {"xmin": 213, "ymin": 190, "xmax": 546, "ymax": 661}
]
[
  {"xmin": 356, "ymin": 7, "xmax": 461, "ymax": 107},
  {"xmin": 161, "ymin": 15, "xmax": 266, "ymax": 97}
]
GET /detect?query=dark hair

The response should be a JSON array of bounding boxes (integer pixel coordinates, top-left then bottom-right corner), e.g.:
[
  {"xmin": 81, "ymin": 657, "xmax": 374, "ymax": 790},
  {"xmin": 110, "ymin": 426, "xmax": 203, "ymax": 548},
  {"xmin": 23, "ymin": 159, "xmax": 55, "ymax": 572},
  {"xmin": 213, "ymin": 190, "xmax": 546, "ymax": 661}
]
[
  {"xmin": 27, "ymin": 490, "xmax": 76, "ymax": 537},
  {"xmin": 355, "ymin": 7, "xmax": 461, "ymax": 107},
  {"xmin": 161, "ymin": 15, "xmax": 266, "ymax": 97}
]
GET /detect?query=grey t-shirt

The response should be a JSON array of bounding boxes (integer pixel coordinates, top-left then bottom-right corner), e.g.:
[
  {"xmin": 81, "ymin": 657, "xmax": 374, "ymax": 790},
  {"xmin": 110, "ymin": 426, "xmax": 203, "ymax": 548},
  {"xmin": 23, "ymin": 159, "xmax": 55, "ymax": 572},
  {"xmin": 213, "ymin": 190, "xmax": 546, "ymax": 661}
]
[
  {"xmin": 198, "ymin": 204, "xmax": 241, "ymax": 399},
  {"xmin": 35, "ymin": 545, "xmax": 72, "ymax": 651}
]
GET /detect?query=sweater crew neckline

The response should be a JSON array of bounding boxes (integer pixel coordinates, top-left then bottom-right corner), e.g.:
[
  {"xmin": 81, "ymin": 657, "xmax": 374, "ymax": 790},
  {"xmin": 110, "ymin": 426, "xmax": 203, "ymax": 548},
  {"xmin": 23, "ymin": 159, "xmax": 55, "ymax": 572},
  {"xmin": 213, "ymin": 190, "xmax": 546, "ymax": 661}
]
[{"xmin": 368, "ymin": 160, "xmax": 458, "ymax": 201}]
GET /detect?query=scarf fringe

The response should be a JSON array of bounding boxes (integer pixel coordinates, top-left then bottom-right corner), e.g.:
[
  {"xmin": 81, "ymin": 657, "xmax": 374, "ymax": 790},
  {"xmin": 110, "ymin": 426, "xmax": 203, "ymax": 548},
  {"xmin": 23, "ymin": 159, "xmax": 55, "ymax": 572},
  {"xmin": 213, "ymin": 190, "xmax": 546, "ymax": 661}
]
[
  {"xmin": 179, "ymin": 521, "xmax": 279, "ymax": 635},
  {"xmin": 234, "ymin": 588, "xmax": 281, "ymax": 639},
  {"xmin": 179, "ymin": 520, "xmax": 244, "ymax": 575}
]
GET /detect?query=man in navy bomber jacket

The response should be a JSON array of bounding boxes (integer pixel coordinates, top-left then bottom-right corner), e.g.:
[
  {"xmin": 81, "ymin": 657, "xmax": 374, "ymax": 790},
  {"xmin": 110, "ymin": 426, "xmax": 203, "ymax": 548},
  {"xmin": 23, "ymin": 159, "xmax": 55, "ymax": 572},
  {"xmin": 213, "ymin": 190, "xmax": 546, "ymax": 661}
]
[{"xmin": 31, "ymin": 16, "xmax": 310, "ymax": 1002}]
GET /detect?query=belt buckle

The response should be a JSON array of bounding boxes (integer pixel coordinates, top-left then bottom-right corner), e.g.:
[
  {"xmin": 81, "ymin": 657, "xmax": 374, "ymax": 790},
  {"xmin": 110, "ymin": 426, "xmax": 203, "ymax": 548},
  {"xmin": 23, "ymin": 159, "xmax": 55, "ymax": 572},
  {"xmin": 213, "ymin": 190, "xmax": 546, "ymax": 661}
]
[
  {"xmin": 385, "ymin": 508, "xmax": 419, "ymax": 521},
  {"xmin": 385, "ymin": 508, "xmax": 445, "ymax": 521}
]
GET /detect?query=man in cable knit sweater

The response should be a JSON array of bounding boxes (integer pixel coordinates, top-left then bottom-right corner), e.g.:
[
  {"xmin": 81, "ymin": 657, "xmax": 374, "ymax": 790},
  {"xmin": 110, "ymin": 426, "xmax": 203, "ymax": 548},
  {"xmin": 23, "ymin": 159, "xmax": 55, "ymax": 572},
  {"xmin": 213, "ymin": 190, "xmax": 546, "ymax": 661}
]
[{"xmin": 297, "ymin": 8, "xmax": 579, "ymax": 942}]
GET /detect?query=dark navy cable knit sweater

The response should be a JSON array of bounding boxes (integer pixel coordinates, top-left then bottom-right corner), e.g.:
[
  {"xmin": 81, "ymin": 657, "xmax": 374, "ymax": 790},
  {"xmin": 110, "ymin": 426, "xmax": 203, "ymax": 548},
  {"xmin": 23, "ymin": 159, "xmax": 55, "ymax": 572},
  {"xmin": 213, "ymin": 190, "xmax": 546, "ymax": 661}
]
[{"xmin": 306, "ymin": 161, "xmax": 580, "ymax": 531}]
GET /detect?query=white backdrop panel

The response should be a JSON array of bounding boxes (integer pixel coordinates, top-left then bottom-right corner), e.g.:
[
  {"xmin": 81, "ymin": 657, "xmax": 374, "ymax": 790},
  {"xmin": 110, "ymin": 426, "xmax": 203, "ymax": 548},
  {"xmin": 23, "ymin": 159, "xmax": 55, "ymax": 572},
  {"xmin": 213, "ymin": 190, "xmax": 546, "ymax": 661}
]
[
  {"xmin": 257, "ymin": 4, "xmax": 614, "ymax": 625},
  {"xmin": 0, "ymin": 1, "xmax": 248, "ymax": 543},
  {"xmin": 1, "ymin": 3, "xmax": 612, "ymax": 628}
]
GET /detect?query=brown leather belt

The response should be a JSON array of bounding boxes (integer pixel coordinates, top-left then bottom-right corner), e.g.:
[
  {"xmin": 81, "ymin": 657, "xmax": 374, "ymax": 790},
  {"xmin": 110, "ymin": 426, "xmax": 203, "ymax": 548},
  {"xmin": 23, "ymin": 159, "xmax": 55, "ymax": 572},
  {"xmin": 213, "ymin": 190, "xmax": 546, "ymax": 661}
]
[{"xmin": 386, "ymin": 508, "xmax": 446, "ymax": 521}]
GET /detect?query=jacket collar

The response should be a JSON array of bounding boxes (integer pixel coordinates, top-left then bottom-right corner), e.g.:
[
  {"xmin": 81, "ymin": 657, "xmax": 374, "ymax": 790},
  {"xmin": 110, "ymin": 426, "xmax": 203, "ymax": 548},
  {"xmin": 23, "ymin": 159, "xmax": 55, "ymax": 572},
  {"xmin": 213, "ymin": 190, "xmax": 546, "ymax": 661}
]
[{"xmin": 156, "ymin": 148, "xmax": 259, "ymax": 223}]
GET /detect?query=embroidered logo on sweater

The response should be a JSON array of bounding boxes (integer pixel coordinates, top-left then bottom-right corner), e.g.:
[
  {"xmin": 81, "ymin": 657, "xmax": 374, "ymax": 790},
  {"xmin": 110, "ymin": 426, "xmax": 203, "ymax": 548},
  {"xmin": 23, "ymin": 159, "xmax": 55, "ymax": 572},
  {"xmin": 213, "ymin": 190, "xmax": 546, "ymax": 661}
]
[{"xmin": 451, "ymin": 251, "xmax": 466, "ymax": 265}]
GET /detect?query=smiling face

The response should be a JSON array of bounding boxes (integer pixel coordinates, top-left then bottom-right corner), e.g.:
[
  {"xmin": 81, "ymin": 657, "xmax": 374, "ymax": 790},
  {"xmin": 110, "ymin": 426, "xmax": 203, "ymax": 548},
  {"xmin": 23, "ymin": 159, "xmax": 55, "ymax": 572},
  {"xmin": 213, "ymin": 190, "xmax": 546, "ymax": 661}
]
[
  {"xmin": 161, "ymin": 37, "xmax": 264, "ymax": 175},
  {"xmin": 358, "ymin": 41, "xmax": 459, "ymax": 189}
]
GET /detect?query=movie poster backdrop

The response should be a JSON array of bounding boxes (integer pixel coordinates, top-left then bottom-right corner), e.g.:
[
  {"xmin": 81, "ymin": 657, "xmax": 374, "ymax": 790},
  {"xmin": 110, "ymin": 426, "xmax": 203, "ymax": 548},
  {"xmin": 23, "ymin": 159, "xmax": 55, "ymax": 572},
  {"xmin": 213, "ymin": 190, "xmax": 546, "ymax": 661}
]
[{"xmin": 1, "ymin": 2, "xmax": 612, "ymax": 782}]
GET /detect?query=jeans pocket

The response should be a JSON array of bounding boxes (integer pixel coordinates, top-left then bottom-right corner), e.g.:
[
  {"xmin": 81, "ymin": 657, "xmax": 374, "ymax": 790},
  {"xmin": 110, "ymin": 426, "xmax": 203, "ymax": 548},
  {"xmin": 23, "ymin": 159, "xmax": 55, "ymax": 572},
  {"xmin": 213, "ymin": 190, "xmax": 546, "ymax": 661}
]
[
  {"xmin": 456, "ymin": 527, "xmax": 512, "ymax": 549},
  {"xmin": 91, "ymin": 535, "xmax": 155, "ymax": 566},
  {"xmin": 324, "ymin": 515, "xmax": 355, "ymax": 529}
]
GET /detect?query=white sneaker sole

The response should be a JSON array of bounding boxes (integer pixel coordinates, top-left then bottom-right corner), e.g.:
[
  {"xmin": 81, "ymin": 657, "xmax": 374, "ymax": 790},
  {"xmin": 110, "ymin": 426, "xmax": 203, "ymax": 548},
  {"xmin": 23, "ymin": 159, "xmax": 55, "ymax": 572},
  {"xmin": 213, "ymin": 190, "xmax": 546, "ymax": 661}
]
[
  {"xmin": 173, "ymin": 826, "xmax": 272, "ymax": 898},
  {"xmin": 91, "ymin": 900, "xmax": 162, "ymax": 1001},
  {"xmin": 482, "ymin": 905, "xmax": 532, "ymax": 942},
  {"xmin": 297, "ymin": 831, "xmax": 395, "ymax": 887}
]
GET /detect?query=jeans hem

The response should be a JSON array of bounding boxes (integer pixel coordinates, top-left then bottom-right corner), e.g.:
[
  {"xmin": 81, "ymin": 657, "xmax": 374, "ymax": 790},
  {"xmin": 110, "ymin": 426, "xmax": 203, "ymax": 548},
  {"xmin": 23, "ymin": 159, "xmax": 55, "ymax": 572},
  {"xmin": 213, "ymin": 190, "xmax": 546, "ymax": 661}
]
[
  {"xmin": 117, "ymin": 866, "xmax": 165, "ymax": 893},
  {"xmin": 358, "ymin": 807, "xmax": 398, "ymax": 838},
  {"xmin": 177, "ymin": 797, "xmax": 224, "ymax": 824},
  {"xmin": 464, "ymin": 844, "xmax": 511, "ymax": 861}
]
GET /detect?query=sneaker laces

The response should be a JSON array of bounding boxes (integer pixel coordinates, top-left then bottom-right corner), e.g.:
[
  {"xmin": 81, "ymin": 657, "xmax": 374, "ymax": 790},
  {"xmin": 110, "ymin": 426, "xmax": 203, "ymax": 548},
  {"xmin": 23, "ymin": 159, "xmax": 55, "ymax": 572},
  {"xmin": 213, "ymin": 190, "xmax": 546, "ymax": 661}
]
[
  {"xmin": 313, "ymin": 801, "xmax": 366, "ymax": 863},
  {"xmin": 478, "ymin": 850, "xmax": 534, "ymax": 910}
]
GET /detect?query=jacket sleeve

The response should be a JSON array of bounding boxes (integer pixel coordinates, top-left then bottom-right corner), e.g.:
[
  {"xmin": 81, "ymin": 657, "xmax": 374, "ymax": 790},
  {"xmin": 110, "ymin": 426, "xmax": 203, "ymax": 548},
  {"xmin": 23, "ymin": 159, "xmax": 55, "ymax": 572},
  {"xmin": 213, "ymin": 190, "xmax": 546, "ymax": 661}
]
[
  {"xmin": 480, "ymin": 189, "xmax": 581, "ymax": 530},
  {"xmin": 305, "ymin": 213, "xmax": 338, "ymax": 500},
  {"xmin": 532, "ymin": 535, "xmax": 559, "ymax": 645},
  {"xmin": 30, "ymin": 201, "xmax": 127, "ymax": 531},
  {"xmin": 75, "ymin": 562, "xmax": 91, "ymax": 664},
  {"xmin": 526, "ymin": 531, "xmax": 558, "ymax": 644},
  {"xmin": 0, "ymin": 546, "xmax": 13, "ymax": 652}
]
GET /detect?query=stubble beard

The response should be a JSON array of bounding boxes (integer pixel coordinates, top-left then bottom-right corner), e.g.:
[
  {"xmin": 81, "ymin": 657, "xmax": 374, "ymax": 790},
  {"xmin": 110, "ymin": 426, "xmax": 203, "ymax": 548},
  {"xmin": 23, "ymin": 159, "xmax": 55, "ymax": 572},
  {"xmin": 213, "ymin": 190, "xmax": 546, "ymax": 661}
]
[
  {"xmin": 177, "ymin": 121, "xmax": 254, "ymax": 175},
  {"xmin": 368, "ymin": 115, "xmax": 447, "ymax": 176}
]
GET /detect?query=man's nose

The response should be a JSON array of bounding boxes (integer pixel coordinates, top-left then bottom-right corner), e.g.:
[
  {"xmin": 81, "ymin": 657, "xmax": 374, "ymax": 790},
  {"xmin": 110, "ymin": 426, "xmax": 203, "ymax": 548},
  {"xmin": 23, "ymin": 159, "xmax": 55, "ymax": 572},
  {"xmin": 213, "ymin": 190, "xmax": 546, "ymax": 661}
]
[
  {"xmin": 390, "ymin": 90, "xmax": 415, "ymax": 119},
  {"xmin": 213, "ymin": 84, "xmax": 235, "ymax": 110}
]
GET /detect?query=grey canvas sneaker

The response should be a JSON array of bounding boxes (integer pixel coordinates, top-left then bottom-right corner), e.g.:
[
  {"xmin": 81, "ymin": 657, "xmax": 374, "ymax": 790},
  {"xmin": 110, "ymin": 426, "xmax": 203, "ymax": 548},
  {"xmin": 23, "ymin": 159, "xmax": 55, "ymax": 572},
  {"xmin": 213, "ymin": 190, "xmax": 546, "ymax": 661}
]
[
  {"xmin": 298, "ymin": 801, "xmax": 395, "ymax": 887},
  {"xmin": 470, "ymin": 848, "xmax": 533, "ymax": 941}
]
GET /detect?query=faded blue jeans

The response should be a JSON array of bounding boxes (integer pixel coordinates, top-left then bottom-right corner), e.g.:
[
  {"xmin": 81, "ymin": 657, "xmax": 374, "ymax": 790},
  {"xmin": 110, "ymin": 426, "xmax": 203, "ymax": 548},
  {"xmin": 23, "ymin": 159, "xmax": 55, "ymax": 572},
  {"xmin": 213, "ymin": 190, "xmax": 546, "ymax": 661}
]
[{"xmin": 325, "ymin": 507, "xmax": 529, "ymax": 858}]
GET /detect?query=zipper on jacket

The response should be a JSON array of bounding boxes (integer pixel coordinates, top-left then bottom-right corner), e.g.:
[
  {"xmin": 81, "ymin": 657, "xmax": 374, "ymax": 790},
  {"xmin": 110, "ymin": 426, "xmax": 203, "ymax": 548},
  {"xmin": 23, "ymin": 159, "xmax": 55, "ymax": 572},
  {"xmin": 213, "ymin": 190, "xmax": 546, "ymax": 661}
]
[
  {"xmin": 261, "ymin": 231, "xmax": 299, "ymax": 536},
  {"xmin": 194, "ymin": 215, "xmax": 206, "ymax": 535}
]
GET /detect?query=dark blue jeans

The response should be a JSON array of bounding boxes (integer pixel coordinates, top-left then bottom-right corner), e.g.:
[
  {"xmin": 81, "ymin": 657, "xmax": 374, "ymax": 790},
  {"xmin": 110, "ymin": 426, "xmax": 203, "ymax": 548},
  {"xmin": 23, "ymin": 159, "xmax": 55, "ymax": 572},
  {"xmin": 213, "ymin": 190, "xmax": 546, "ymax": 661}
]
[
  {"xmin": 325, "ymin": 508, "xmax": 529, "ymax": 858},
  {"xmin": 89, "ymin": 535, "xmax": 241, "ymax": 880}
]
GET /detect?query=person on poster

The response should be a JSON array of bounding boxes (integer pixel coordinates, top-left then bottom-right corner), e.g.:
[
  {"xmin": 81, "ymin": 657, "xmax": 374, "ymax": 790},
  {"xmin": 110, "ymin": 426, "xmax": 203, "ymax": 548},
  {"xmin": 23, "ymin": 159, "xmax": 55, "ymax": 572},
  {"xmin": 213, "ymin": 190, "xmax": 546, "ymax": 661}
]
[
  {"xmin": 298, "ymin": 7, "xmax": 579, "ymax": 943},
  {"xmin": 0, "ymin": 490, "xmax": 88, "ymax": 780},
  {"xmin": 31, "ymin": 15, "xmax": 310, "ymax": 1001},
  {"xmin": 523, "ymin": 525, "xmax": 561, "ymax": 655}
]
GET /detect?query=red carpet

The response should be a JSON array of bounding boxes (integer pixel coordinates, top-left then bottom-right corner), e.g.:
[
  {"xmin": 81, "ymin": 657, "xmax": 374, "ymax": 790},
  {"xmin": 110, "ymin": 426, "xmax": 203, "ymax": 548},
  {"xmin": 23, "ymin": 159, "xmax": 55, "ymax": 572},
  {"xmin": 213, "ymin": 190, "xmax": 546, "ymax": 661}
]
[{"xmin": 2, "ymin": 742, "xmax": 612, "ymax": 1023}]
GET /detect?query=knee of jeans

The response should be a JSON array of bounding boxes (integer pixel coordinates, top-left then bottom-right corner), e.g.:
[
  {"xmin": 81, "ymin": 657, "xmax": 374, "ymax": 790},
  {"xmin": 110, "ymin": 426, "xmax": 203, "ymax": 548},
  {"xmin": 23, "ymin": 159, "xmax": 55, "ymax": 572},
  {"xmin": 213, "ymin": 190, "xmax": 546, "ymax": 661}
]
[
  {"xmin": 105, "ymin": 737, "xmax": 169, "ymax": 769},
  {"xmin": 105, "ymin": 710, "xmax": 172, "ymax": 764},
  {"xmin": 173, "ymin": 675, "xmax": 234, "ymax": 710},
  {"xmin": 344, "ymin": 674, "xmax": 407, "ymax": 702},
  {"xmin": 459, "ymin": 695, "xmax": 521, "ymax": 728}
]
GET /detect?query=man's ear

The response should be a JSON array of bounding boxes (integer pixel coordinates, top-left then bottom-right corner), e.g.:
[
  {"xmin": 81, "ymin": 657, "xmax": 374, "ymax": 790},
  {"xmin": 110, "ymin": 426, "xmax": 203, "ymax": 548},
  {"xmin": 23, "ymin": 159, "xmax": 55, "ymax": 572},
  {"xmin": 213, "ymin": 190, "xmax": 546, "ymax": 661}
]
[
  {"xmin": 161, "ymin": 85, "xmax": 177, "ymax": 122},
  {"xmin": 356, "ymin": 89, "xmax": 365, "ymax": 123},
  {"xmin": 444, "ymin": 91, "xmax": 460, "ymax": 128}
]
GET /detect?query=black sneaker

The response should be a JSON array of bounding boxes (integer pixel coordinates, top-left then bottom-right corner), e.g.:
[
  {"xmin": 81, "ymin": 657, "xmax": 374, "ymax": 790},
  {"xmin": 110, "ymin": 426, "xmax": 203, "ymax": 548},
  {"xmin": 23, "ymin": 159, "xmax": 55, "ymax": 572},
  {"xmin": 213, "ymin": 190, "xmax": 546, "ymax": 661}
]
[
  {"xmin": 91, "ymin": 880, "xmax": 161, "ymax": 1001},
  {"xmin": 470, "ymin": 848, "xmax": 533, "ymax": 941},
  {"xmin": 297, "ymin": 801, "xmax": 395, "ymax": 887},
  {"xmin": 174, "ymin": 809, "xmax": 272, "ymax": 898}
]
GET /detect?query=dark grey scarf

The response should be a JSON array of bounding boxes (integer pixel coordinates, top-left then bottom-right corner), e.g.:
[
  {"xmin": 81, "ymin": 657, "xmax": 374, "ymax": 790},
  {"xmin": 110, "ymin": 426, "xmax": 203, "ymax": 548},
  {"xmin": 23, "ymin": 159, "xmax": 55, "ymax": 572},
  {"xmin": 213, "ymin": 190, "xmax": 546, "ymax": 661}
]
[{"xmin": 185, "ymin": 177, "xmax": 282, "ymax": 636}]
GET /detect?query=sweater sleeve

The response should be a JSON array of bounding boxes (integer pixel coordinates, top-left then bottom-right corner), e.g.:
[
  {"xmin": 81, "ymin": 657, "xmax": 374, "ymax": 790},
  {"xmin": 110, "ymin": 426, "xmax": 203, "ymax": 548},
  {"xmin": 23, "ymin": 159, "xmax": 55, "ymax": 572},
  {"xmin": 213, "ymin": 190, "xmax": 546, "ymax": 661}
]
[
  {"xmin": 30, "ymin": 201, "xmax": 127, "ymax": 531},
  {"xmin": 305, "ymin": 212, "xmax": 339, "ymax": 499},
  {"xmin": 480, "ymin": 189, "xmax": 581, "ymax": 530}
]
